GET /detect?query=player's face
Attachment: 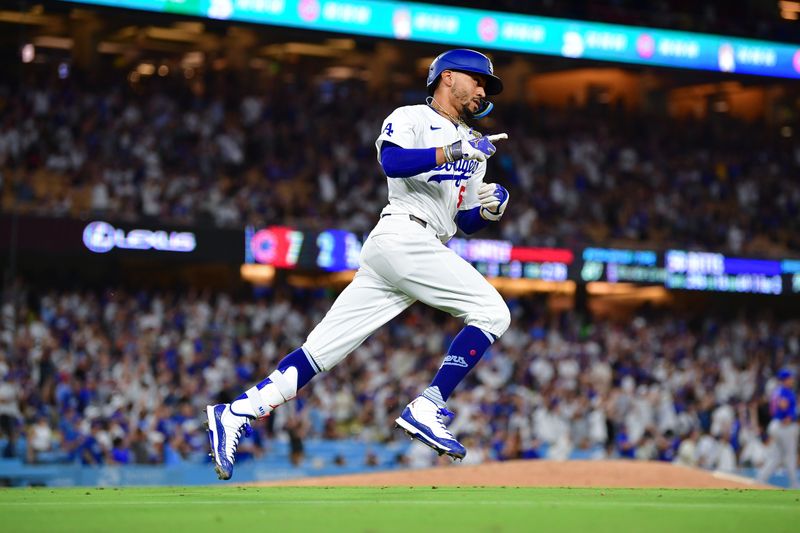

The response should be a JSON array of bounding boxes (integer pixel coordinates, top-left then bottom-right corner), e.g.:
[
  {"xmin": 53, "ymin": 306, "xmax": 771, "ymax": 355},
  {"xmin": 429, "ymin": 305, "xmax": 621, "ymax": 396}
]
[{"xmin": 448, "ymin": 71, "xmax": 487, "ymax": 117}]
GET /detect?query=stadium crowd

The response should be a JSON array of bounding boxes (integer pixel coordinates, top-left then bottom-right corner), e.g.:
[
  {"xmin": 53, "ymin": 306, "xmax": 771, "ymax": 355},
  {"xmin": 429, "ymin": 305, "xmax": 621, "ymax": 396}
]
[
  {"xmin": 1, "ymin": 76, "xmax": 799, "ymax": 258},
  {"xmin": 0, "ymin": 283, "xmax": 797, "ymax": 473}
]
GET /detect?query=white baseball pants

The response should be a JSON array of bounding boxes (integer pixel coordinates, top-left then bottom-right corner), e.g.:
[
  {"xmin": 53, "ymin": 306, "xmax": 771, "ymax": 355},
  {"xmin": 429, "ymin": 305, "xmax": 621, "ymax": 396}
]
[
  {"xmin": 303, "ymin": 214, "xmax": 510, "ymax": 371},
  {"xmin": 758, "ymin": 420, "xmax": 798, "ymax": 488}
]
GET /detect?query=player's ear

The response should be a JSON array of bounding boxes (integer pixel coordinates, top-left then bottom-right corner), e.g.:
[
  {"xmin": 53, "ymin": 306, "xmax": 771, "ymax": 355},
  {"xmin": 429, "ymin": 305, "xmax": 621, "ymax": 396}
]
[{"xmin": 441, "ymin": 70, "xmax": 454, "ymax": 88}]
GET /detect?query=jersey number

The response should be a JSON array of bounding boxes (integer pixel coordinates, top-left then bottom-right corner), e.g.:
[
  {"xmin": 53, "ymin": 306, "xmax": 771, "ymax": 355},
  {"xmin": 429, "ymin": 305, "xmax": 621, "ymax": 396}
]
[
  {"xmin": 383, "ymin": 123, "xmax": 394, "ymax": 136},
  {"xmin": 456, "ymin": 185, "xmax": 466, "ymax": 208}
]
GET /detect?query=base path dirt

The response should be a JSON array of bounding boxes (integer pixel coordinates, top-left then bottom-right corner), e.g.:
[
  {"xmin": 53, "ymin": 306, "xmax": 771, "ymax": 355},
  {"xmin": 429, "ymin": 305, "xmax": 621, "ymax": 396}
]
[{"xmin": 255, "ymin": 460, "xmax": 774, "ymax": 489}]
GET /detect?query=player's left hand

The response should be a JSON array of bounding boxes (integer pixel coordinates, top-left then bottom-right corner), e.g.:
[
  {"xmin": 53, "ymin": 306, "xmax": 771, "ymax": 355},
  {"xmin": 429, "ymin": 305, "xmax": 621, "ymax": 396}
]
[{"xmin": 478, "ymin": 183, "xmax": 509, "ymax": 221}]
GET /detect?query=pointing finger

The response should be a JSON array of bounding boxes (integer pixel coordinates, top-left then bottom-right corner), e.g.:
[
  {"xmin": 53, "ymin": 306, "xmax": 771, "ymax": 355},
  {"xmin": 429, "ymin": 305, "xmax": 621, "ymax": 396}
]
[{"xmin": 486, "ymin": 133, "xmax": 508, "ymax": 142}]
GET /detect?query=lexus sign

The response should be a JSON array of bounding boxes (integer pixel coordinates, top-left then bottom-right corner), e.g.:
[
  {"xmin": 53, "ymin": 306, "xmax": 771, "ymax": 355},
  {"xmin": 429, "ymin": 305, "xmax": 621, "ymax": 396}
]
[{"xmin": 82, "ymin": 221, "xmax": 196, "ymax": 254}]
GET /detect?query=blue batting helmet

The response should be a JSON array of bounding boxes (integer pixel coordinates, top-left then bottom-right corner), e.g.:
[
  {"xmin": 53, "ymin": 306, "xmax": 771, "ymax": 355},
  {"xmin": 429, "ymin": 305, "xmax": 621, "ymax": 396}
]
[{"xmin": 426, "ymin": 49, "xmax": 503, "ymax": 96}]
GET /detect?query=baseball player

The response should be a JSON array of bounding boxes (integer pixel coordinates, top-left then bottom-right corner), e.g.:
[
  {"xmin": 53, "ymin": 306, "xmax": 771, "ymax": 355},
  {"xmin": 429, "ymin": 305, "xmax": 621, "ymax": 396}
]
[
  {"xmin": 205, "ymin": 49, "xmax": 511, "ymax": 480},
  {"xmin": 758, "ymin": 369, "xmax": 798, "ymax": 488}
]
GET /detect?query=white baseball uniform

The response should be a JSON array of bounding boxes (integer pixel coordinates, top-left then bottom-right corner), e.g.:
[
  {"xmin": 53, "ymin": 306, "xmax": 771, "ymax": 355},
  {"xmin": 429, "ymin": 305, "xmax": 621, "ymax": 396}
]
[{"xmin": 302, "ymin": 104, "xmax": 510, "ymax": 371}]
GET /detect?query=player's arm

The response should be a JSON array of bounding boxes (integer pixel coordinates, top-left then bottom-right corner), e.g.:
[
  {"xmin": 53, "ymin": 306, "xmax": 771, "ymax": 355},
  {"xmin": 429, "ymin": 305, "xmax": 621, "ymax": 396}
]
[
  {"xmin": 376, "ymin": 108, "xmax": 508, "ymax": 177},
  {"xmin": 779, "ymin": 393, "xmax": 794, "ymax": 424},
  {"xmin": 455, "ymin": 187, "xmax": 509, "ymax": 233},
  {"xmin": 381, "ymin": 139, "xmax": 507, "ymax": 178},
  {"xmin": 380, "ymin": 139, "xmax": 505, "ymax": 178},
  {"xmin": 376, "ymin": 109, "xmax": 444, "ymax": 177},
  {"xmin": 380, "ymin": 141, "xmax": 446, "ymax": 178},
  {"xmin": 455, "ymin": 207, "xmax": 490, "ymax": 234}
]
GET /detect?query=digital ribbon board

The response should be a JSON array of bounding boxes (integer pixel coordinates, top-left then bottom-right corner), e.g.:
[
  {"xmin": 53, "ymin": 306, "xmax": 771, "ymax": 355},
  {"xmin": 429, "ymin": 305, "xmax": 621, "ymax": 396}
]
[
  {"xmin": 244, "ymin": 226, "xmax": 799, "ymax": 294},
  {"xmin": 447, "ymin": 238, "xmax": 575, "ymax": 282},
  {"xmin": 63, "ymin": 0, "xmax": 800, "ymax": 79},
  {"xmin": 244, "ymin": 226, "xmax": 573, "ymax": 282},
  {"xmin": 581, "ymin": 246, "xmax": 800, "ymax": 295}
]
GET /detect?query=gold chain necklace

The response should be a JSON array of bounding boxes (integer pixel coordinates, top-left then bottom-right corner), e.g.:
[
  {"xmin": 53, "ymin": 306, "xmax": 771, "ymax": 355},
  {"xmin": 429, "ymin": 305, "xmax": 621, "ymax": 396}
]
[{"xmin": 426, "ymin": 96, "xmax": 481, "ymax": 137}]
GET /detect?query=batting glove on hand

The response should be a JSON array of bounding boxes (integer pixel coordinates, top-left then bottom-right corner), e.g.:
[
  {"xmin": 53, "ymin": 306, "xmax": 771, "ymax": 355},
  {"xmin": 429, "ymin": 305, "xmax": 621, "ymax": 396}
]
[
  {"xmin": 478, "ymin": 183, "xmax": 509, "ymax": 221},
  {"xmin": 445, "ymin": 133, "xmax": 508, "ymax": 163}
]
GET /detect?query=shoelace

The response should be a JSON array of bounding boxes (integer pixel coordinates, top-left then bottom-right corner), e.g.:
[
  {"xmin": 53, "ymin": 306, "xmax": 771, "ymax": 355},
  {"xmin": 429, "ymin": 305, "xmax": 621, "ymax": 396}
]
[
  {"xmin": 436, "ymin": 407, "xmax": 456, "ymax": 439},
  {"xmin": 227, "ymin": 422, "xmax": 253, "ymax": 461}
]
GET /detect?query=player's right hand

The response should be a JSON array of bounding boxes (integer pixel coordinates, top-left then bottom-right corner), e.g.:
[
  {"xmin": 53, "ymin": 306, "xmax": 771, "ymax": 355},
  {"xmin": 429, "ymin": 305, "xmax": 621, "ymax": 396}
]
[
  {"xmin": 448, "ymin": 133, "xmax": 508, "ymax": 163},
  {"xmin": 463, "ymin": 137, "xmax": 496, "ymax": 162}
]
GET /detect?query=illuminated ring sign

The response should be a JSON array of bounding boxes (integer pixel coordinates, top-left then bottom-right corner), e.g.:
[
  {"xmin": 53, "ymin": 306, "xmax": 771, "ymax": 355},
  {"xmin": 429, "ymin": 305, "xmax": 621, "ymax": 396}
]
[
  {"xmin": 82, "ymin": 221, "xmax": 196, "ymax": 254},
  {"xmin": 249, "ymin": 226, "xmax": 304, "ymax": 268}
]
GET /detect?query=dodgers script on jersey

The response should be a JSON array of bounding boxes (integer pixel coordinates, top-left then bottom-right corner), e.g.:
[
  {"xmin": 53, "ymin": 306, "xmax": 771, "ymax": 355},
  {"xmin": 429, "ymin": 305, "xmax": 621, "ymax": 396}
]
[{"xmin": 376, "ymin": 104, "xmax": 485, "ymax": 241}]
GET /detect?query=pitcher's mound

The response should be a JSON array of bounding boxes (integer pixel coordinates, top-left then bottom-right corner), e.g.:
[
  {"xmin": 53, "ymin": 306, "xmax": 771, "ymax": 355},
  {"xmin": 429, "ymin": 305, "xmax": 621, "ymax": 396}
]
[{"xmin": 257, "ymin": 460, "xmax": 772, "ymax": 489}]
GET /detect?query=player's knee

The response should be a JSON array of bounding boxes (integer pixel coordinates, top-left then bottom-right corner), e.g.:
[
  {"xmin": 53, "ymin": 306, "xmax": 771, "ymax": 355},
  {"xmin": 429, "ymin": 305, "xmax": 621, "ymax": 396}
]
[
  {"xmin": 467, "ymin": 298, "xmax": 510, "ymax": 339},
  {"xmin": 493, "ymin": 301, "xmax": 511, "ymax": 337}
]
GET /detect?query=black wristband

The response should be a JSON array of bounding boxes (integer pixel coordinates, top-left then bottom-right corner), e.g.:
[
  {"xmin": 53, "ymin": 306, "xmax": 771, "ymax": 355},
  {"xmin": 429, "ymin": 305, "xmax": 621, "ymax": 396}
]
[{"xmin": 448, "ymin": 140, "xmax": 463, "ymax": 162}]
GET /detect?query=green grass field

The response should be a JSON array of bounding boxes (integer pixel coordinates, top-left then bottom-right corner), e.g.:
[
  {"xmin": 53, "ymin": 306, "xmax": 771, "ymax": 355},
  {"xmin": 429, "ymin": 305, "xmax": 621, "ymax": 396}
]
[{"xmin": 1, "ymin": 486, "xmax": 798, "ymax": 533}]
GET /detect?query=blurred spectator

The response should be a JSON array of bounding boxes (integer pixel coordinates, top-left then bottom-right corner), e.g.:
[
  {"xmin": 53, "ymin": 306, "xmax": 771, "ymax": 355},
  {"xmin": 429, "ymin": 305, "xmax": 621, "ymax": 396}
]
[
  {"xmin": 0, "ymin": 282, "xmax": 797, "ymax": 473},
  {"xmin": 364, "ymin": 451, "xmax": 379, "ymax": 467},
  {"xmin": 25, "ymin": 417, "xmax": 54, "ymax": 463},
  {"xmin": 110, "ymin": 437, "xmax": 131, "ymax": 465},
  {"xmin": 675, "ymin": 429, "xmax": 699, "ymax": 467},
  {"xmin": 1, "ymin": 76, "xmax": 798, "ymax": 258},
  {"xmin": 0, "ymin": 370, "xmax": 21, "ymax": 457},
  {"xmin": 130, "ymin": 428, "xmax": 151, "ymax": 465},
  {"xmin": 286, "ymin": 416, "xmax": 306, "ymax": 467},
  {"xmin": 616, "ymin": 425, "xmax": 636, "ymax": 459}
]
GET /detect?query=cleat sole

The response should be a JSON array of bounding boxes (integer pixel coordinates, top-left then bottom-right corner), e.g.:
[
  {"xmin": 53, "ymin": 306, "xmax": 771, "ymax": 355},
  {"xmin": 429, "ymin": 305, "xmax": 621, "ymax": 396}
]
[{"xmin": 394, "ymin": 417, "xmax": 465, "ymax": 460}]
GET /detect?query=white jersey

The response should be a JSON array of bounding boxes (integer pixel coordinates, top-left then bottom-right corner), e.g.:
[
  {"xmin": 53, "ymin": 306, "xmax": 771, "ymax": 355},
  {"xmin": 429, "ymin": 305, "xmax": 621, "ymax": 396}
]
[{"xmin": 375, "ymin": 104, "xmax": 486, "ymax": 242}]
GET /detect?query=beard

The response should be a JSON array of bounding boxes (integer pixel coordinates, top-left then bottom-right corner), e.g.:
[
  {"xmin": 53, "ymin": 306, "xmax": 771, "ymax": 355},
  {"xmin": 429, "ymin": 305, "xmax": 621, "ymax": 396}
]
[
  {"xmin": 457, "ymin": 101, "xmax": 474, "ymax": 122},
  {"xmin": 451, "ymin": 86, "xmax": 477, "ymax": 122}
]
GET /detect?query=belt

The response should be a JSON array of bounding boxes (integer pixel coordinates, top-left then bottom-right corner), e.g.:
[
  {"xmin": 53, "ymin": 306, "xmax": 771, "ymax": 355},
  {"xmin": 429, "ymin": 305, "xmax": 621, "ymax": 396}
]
[{"xmin": 380, "ymin": 213, "xmax": 428, "ymax": 228}]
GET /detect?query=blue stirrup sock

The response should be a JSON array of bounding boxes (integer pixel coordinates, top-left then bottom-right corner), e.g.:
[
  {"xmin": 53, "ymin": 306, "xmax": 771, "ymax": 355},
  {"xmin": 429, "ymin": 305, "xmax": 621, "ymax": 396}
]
[
  {"xmin": 422, "ymin": 325, "xmax": 494, "ymax": 407},
  {"xmin": 230, "ymin": 347, "xmax": 320, "ymax": 418}
]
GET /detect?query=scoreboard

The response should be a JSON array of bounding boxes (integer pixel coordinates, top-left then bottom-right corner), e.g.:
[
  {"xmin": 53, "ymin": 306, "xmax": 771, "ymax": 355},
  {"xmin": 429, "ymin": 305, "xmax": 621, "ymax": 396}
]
[
  {"xmin": 245, "ymin": 226, "xmax": 574, "ymax": 282},
  {"xmin": 580, "ymin": 247, "xmax": 666, "ymax": 285},
  {"xmin": 581, "ymin": 247, "xmax": 798, "ymax": 295},
  {"xmin": 244, "ymin": 226, "xmax": 799, "ymax": 295},
  {"xmin": 245, "ymin": 225, "xmax": 360, "ymax": 272}
]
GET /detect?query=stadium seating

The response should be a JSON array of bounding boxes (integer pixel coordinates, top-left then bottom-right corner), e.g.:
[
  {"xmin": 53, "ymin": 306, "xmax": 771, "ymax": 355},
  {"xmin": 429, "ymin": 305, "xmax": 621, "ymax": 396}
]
[
  {"xmin": 1, "ymin": 285, "xmax": 796, "ymax": 482},
  {"xmin": 1, "ymin": 79, "xmax": 798, "ymax": 257}
]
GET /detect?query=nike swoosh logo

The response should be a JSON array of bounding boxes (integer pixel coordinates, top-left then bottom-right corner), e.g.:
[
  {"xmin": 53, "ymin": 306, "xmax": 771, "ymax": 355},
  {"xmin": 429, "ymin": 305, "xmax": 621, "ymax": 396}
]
[{"xmin": 430, "ymin": 126, "xmax": 442, "ymax": 130}]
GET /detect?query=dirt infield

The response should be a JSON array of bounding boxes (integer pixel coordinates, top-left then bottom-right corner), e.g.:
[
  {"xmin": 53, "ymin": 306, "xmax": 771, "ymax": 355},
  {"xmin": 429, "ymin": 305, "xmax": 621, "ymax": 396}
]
[{"xmin": 256, "ymin": 460, "xmax": 773, "ymax": 489}]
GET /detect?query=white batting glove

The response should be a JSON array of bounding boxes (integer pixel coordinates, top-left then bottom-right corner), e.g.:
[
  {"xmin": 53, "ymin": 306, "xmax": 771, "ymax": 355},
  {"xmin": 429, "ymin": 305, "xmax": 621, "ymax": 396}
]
[
  {"xmin": 478, "ymin": 182, "xmax": 509, "ymax": 221},
  {"xmin": 445, "ymin": 133, "xmax": 508, "ymax": 163}
]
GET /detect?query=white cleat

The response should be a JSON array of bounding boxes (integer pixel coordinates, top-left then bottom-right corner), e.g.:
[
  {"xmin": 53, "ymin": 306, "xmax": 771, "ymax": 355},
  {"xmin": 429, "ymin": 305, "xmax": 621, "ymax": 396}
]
[
  {"xmin": 205, "ymin": 403, "xmax": 253, "ymax": 480},
  {"xmin": 395, "ymin": 396, "xmax": 466, "ymax": 460}
]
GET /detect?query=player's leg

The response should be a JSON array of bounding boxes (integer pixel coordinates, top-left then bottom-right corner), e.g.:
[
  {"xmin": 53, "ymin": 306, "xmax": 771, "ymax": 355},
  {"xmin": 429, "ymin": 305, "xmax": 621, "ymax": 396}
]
[
  {"xmin": 757, "ymin": 421, "xmax": 782, "ymax": 484},
  {"xmin": 206, "ymin": 263, "xmax": 414, "ymax": 480},
  {"xmin": 400, "ymin": 252, "xmax": 508, "ymax": 459},
  {"xmin": 370, "ymin": 223, "xmax": 510, "ymax": 459},
  {"xmin": 395, "ymin": 323, "xmax": 496, "ymax": 460},
  {"xmin": 225, "ymin": 264, "xmax": 415, "ymax": 420},
  {"xmin": 784, "ymin": 423, "xmax": 798, "ymax": 488}
]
